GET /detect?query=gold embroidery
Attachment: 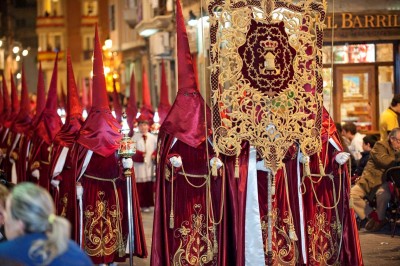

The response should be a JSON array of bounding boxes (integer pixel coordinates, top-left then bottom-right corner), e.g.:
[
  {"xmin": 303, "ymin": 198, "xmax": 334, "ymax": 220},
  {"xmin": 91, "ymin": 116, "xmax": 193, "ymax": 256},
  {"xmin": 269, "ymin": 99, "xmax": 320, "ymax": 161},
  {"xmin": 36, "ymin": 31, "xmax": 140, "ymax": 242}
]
[
  {"xmin": 172, "ymin": 204, "xmax": 216, "ymax": 266},
  {"xmin": 261, "ymin": 208, "xmax": 298, "ymax": 265},
  {"xmin": 60, "ymin": 193, "xmax": 68, "ymax": 217},
  {"xmin": 84, "ymin": 190, "xmax": 125, "ymax": 257},
  {"xmin": 208, "ymin": 0, "xmax": 326, "ymax": 174},
  {"xmin": 307, "ymin": 212, "xmax": 340, "ymax": 266}
]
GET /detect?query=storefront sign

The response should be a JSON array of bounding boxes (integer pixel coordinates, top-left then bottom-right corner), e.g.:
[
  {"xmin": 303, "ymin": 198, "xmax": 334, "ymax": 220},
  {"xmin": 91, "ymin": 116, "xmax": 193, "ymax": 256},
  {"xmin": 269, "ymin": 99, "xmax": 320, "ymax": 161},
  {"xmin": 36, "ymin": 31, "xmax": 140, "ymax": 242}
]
[
  {"xmin": 326, "ymin": 13, "xmax": 400, "ymax": 29},
  {"xmin": 324, "ymin": 12, "xmax": 400, "ymax": 41}
]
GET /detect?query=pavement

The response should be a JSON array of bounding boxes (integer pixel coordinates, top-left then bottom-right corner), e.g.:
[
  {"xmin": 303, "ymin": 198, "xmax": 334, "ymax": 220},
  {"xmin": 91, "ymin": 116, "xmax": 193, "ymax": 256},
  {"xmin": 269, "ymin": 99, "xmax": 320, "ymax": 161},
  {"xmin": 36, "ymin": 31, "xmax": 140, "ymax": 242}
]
[{"xmin": 120, "ymin": 209, "xmax": 400, "ymax": 266}]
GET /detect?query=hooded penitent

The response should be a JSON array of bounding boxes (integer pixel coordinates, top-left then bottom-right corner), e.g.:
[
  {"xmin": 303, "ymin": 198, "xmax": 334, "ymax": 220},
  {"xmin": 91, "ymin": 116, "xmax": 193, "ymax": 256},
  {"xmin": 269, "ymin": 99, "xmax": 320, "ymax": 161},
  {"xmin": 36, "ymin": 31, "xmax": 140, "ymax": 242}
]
[
  {"xmin": 159, "ymin": 0, "xmax": 211, "ymax": 147},
  {"xmin": 53, "ymin": 51, "xmax": 84, "ymax": 148},
  {"xmin": 11, "ymin": 64, "xmax": 32, "ymax": 134},
  {"xmin": 73, "ymin": 25, "xmax": 147, "ymax": 262},
  {"xmin": 76, "ymin": 27, "xmax": 121, "ymax": 157},
  {"xmin": 150, "ymin": 1, "xmax": 218, "ymax": 265},
  {"xmin": 34, "ymin": 54, "xmax": 63, "ymax": 145}
]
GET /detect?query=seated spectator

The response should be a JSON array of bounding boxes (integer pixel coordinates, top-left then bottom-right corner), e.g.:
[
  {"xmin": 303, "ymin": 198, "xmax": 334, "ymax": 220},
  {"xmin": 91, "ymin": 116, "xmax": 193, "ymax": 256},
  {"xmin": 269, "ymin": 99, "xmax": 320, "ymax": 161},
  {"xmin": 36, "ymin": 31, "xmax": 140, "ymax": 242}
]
[
  {"xmin": 342, "ymin": 122, "xmax": 365, "ymax": 161},
  {"xmin": 0, "ymin": 182, "xmax": 93, "ymax": 265},
  {"xmin": 352, "ymin": 134, "xmax": 378, "ymax": 184},
  {"xmin": 350, "ymin": 128, "xmax": 400, "ymax": 232},
  {"xmin": 335, "ymin": 122, "xmax": 357, "ymax": 175}
]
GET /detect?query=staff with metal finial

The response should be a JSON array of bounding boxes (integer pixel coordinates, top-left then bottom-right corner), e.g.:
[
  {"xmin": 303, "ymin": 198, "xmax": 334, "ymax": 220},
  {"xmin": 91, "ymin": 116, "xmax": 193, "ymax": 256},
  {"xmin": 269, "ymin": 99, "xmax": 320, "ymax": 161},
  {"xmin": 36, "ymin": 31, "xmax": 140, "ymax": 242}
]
[{"xmin": 118, "ymin": 112, "xmax": 136, "ymax": 266}]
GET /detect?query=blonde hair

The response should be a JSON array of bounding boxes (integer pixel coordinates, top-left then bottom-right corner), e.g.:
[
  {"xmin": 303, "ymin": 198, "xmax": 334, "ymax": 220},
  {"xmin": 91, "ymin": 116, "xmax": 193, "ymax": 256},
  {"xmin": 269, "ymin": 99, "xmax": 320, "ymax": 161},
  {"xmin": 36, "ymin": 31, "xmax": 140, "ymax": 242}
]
[{"xmin": 9, "ymin": 182, "xmax": 71, "ymax": 265}]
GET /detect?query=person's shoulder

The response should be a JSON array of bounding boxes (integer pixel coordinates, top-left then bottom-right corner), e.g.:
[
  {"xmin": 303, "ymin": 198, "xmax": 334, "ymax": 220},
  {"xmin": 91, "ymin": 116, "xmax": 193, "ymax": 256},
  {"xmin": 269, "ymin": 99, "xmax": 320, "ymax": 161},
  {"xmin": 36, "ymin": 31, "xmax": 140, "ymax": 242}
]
[{"xmin": 52, "ymin": 241, "xmax": 93, "ymax": 265}]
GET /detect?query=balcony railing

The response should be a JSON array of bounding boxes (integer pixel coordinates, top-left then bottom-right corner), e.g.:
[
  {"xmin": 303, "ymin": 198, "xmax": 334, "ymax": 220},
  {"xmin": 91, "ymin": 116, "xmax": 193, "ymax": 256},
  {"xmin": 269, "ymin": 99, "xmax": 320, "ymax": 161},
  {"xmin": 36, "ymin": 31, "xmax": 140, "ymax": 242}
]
[
  {"xmin": 36, "ymin": 16, "xmax": 65, "ymax": 28},
  {"xmin": 37, "ymin": 51, "xmax": 65, "ymax": 61},
  {"xmin": 81, "ymin": 16, "xmax": 98, "ymax": 27}
]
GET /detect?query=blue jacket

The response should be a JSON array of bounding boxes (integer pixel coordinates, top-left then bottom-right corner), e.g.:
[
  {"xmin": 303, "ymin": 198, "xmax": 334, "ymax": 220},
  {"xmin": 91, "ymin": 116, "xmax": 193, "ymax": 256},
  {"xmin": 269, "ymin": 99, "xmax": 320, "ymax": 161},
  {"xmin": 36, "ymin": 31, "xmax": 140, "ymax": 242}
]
[{"xmin": 0, "ymin": 232, "xmax": 93, "ymax": 266}]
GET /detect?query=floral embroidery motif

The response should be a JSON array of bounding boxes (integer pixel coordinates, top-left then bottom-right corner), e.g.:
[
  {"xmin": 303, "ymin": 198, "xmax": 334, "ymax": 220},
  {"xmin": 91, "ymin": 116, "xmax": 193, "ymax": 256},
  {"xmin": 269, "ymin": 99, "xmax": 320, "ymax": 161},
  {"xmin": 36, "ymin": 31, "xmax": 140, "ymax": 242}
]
[
  {"xmin": 307, "ymin": 212, "xmax": 340, "ymax": 265},
  {"xmin": 172, "ymin": 204, "xmax": 216, "ymax": 266},
  {"xmin": 261, "ymin": 208, "xmax": 298, "ymax": 265},
  {"xmin": 60, "ymin": 193, "xmax": 68, "ymax": 217},
  {"xmin": 84, "ymin": 191, "xmax": 125, "ymax": 257}
]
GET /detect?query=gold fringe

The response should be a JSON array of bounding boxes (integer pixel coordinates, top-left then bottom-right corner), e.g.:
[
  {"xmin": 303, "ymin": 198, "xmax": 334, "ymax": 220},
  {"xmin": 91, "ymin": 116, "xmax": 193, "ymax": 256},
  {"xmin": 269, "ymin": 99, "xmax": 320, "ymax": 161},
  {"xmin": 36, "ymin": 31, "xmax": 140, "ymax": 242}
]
[
  {"xmin": 304, "ymin": 161, "xmax": 311, "ymax": 176},
  {"xmin": 319, "ymin": 159, "xmax": 326, "ymax": 176},
  {"xmin": 212, "ymin": 159, "xmax": 218, "ymax": 177},
  {"xmin": 234, "ymin": 156, "xmax": 239, "ymax": 178},
  {"xmin": 169, "ymin": 210, "xmax": 174, "ymax": 229}
]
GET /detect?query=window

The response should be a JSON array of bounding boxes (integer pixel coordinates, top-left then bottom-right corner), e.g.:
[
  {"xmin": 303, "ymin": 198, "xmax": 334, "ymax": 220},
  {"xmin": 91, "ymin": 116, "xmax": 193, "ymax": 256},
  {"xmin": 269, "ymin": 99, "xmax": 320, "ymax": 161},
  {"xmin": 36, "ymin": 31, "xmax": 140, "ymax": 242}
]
[
  {"xmin": 83, "ymin": 0, "xmax": 98, "ymax": 16},
  {"xmin": 110, "ymin": 5, "xmax": 115, "ymax": 31}
]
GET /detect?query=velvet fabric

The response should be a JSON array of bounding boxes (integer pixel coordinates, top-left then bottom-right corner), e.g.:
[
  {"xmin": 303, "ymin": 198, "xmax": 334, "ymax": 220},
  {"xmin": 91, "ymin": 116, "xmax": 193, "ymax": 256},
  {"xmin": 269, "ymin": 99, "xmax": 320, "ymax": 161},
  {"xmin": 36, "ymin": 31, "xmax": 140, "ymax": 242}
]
[
  {"xmin": 76, "ymin": 107, "xmax": 121, "ymax": 158},
  {"xmin": 70, "ymin": 145, "xmax": 148, "ymax": 263},
  {"xmin": 152, "ymin": 132, "xmax": 240, "ymax": 265},
  {"xmin": 49, "ymin": 144, "xmax": 79, "ymax": 242}
]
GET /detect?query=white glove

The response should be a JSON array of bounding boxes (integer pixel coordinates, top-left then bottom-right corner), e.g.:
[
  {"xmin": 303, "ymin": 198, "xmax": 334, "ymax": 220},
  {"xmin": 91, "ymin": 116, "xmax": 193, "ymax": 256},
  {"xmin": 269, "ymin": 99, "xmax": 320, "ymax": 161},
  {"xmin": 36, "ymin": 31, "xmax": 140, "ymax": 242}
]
[
  {"xmin": 209, "ymin": 157, "xmax": 223, "ymax": 169},
  {"xmin": 256, "ymin": 160, "xmax": 271, "ymax": 173},
  {"xmin": 170, "ymin": 156, "xmax": 182, "ymax": 168},
  {"xmin": 32, "ymin": 169, "xmax": 40, "ymax": 179},
  {"xmin": 335, "ymin": 152, "xmax": 350, "ymax": 165},
  {"xmin": 9, "ymin": 158, "xmax": 15, "ymax": 164},
  {"xmin": 298, "ymin": 152, "xmax": 310, "ymax": 164},
  {"xmin": 122, "ymin": 158, "xmax": 133, "ymax": 169},
  {"xmin": 76, "ymin": 184, "xmax": 83, "ymax": 200},
  {"xmin": 51, "ymin": 179, "xmax": 60, "ymax": 188}
]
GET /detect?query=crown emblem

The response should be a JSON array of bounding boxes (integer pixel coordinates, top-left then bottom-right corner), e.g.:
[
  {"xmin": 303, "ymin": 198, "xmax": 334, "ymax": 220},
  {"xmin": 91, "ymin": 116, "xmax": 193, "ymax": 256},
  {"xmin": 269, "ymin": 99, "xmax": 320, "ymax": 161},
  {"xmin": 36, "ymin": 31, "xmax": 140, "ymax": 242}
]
[{"xmin": 260, "ymin": 36, "xmax": 278, "ymax": 51}]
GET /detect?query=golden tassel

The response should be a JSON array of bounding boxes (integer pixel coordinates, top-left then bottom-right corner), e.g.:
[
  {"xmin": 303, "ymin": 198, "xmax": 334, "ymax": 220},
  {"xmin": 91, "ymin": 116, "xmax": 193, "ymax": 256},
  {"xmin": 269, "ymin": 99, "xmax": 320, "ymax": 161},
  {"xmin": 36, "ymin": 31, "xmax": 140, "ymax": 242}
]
[
  {"xmin": 304, "ymin": 161, "xmax": 311, "ymax": 176},
  {"xmin": 212, "ymin": 159, "xmax": 218, "ymax": 176},
  {"xmin": 319, "ymin": 159, "xmax": 326, "ymax": 176},
  {"xmin": 213, "ymin": 224, "xmax": 218, "ymax": 254},
  {"xmin": 234, "ymin": 156, "xmax": 239, "ymax": 178},
  {"xmin": 289, "ymin": 224, "xmax": 298, "ymax": 241},
  {"xmin": 271, "ymin": 177, "xmax": 276, "ymax": 195},
  {"xmin": 169, "ymin": 210, "xmax": 174, "ymax": 229}
]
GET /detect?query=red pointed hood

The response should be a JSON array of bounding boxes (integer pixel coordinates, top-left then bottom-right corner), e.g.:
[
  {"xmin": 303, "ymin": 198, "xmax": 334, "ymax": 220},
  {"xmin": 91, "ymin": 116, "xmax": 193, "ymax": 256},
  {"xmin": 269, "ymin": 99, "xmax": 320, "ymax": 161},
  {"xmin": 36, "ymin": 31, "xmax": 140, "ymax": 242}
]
[
  {"xmin": 53, "ymin": 52, "xmax": 84, "ymax": 147},
  {"xmin": 11, "ymin": 64, "xmax": 32, "ymax": 134},
  {"xmin": 10, "ymin": 71, "xmax": 20, "ymax": 116},
  {"xmin": 126, "ymin": 70, "xmax": 138, "ymax": 130},
  {"xmin": 112, "ymin": 78, "xmax": 122, "ymax": 123},
  {"xmin": 3, "ymin": 72, "xmax": 20, "ymax": 128},
  {"xmin": 29, "ymin": 62, "xmax": 47, "ymax": 136},
  {"xmin": 34, "ymin": 54, "xmax": 62, "ymax": 144},
  {"xmin": 35, "ymin": 62, "xmax": 46, "ymax": 117},
  {"xmin": 160, "ymin": 0, "xmax": 211, "ymax": 148},
  {"xmin": 140, "ymin": 67, "xmax": 154, "ymax": 123},
  {"xmin": 158, "ymin": 60, "xmax": 171, "ymax": 124},
  {"xmin": 81, "ymin": 78, "xmax": 88, "ymax": 109},
  {"xmin": 0, "ymin": 74, "xmax": 11, "ymax": 126},
  {"xmin": 76, "ymin": 25, "xmax": 121, "ymax": 157}
]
